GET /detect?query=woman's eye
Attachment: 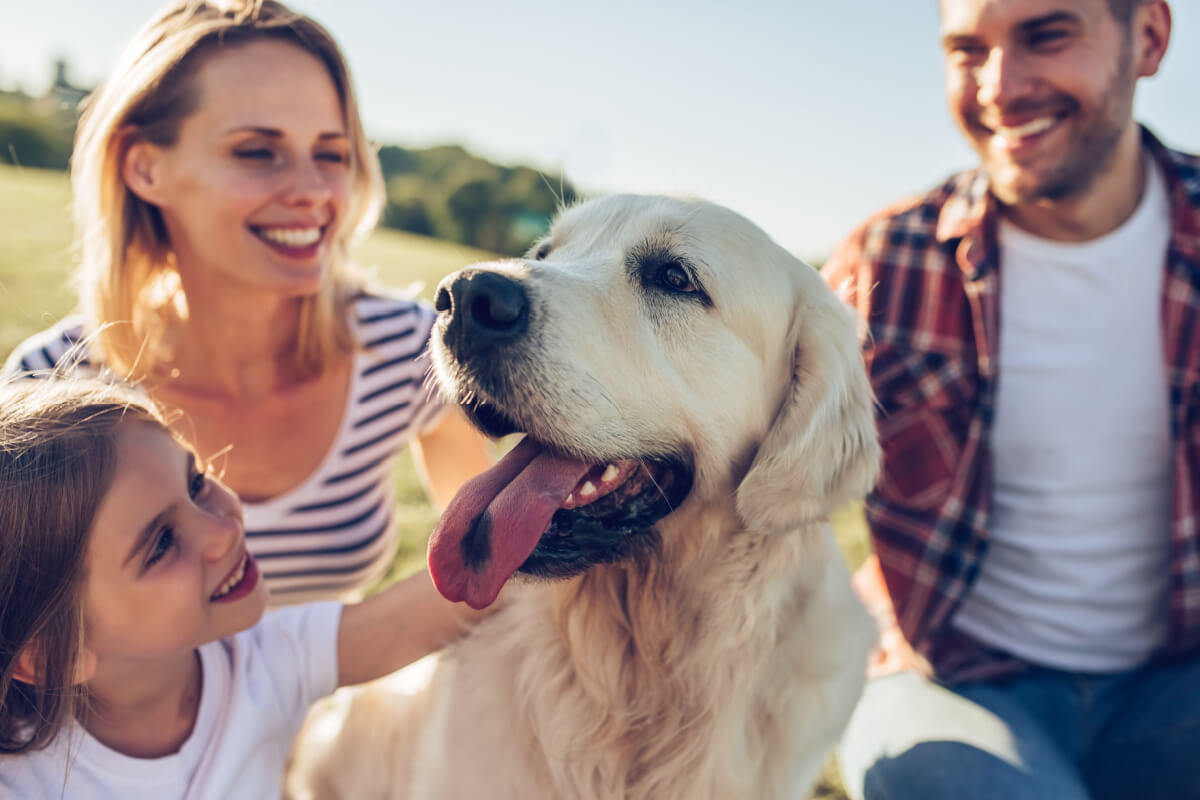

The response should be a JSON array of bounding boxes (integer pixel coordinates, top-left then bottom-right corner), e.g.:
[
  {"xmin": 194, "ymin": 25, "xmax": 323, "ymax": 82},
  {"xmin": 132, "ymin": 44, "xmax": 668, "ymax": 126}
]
[
  {"xmin": 189, "ymin": 471, "xmax": 208, "ymax": 500},
  {"xmin": 146, "ymin": 527, "xmax": 176, "ymax": 567},
  {"xmin": 657, "ymin": 262, "xmax": 696, "ymax": 293},
  {"xmin": 234, "ymin": 148, "xmax": 274, "ymax": 161},
  {"xmin": 316, "ymin": 151, "xmax": 349, "ymax": 165}
]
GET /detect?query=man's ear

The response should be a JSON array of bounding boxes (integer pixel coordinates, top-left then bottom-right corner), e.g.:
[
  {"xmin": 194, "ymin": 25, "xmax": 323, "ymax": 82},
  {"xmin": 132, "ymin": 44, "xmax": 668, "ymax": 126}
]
[
  {"xmin": 1133, "ymin": 0, "xmax": 1172, "ymax": 79},
  {"xmin": 121, "ymin": 132, "xmax": 170, "ymax": 208},
  {"xmin": 12, "ymin": 641, "xmax": 98, "ymax": 686}
]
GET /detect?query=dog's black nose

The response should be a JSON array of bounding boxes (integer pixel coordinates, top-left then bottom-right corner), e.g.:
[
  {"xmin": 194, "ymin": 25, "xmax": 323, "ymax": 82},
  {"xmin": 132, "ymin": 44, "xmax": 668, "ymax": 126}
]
[{"xmin": 436, "ymin": 268, "xmax": 530, "ymax": 357}]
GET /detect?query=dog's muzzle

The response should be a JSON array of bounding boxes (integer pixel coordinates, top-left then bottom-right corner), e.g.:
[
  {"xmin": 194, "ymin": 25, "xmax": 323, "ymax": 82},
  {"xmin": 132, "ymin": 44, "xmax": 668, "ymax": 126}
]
[{"xmin": 435, "ymin": 268, "xmax": 529, "ymax": 361}]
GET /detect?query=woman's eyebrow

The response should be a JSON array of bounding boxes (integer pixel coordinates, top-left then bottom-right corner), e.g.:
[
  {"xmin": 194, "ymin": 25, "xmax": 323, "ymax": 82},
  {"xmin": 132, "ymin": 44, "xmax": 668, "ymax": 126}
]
[{"xmin": 221, "ymin": 126, "xmax": 348, "ymax": 141}]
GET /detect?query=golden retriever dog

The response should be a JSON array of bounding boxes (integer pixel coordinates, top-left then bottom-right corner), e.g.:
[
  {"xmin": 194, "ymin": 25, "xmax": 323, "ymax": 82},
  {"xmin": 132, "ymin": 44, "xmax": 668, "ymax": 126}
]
[{"xmin": 286, "ymin": 194, "xmax": 880, "ymax": 799}]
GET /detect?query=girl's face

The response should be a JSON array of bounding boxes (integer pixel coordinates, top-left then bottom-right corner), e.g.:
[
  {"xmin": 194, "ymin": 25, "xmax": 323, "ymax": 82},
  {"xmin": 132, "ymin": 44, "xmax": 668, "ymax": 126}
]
[
  {"xmin": 126, "ymin": 38, "xmax": 353, "ymax": 299},
  {"xmin": 83, "ymin": 421, "xmax": 268, "ymax": 667}
]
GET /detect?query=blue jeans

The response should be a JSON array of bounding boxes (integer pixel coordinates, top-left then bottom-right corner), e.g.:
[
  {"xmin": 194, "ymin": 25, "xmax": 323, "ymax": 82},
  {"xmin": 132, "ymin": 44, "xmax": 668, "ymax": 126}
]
[{"xmin": 837, "ymin": 653, "xmax": 1200, "ymax": 800}]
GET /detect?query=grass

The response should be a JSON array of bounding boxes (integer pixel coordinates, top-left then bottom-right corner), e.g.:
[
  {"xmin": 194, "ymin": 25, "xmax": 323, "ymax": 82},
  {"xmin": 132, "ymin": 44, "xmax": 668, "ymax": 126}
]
[{"xmin": 0, "ymin": 163, "xmax": 865, "ymax": 798}]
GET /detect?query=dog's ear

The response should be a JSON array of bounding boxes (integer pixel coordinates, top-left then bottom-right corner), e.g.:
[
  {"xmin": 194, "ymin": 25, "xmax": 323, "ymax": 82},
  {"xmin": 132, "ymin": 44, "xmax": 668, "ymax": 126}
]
[{"xmin": 735, "ymin": 293, "xmax": 880, "ymax": 533}]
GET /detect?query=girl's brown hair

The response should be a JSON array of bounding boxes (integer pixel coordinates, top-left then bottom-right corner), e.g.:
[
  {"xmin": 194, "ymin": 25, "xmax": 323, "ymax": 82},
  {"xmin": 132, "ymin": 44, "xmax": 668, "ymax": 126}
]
[
  {"xmin": 0, "ymin": 378, "xmax": 166, "ymax": 753},
  {"xmin": 72, "ymin": 0, "xmax": 385, "ymax": 380}
]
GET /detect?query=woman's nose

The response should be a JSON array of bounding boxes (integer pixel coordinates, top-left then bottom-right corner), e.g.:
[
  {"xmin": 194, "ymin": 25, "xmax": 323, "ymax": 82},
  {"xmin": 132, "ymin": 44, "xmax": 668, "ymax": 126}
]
[{"xmin": 283, "ymin": 157, "xmax": 334, "ymax": 207}]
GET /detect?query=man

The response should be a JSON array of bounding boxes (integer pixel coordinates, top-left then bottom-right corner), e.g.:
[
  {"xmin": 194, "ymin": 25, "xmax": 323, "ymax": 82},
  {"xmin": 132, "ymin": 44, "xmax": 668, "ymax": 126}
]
[{"xmin": 823, "ymin": 1, "xmax": 1200, "ymax": 798}]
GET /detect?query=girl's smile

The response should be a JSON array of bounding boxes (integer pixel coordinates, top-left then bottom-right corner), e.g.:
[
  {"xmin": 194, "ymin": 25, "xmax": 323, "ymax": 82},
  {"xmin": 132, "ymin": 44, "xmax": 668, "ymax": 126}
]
[
  {"xmin": 83, "ymin": 420, "xmax": 269, "ymax": 665},
  {"xmin": 210, "ymin": 549, "xmax": 261, "ymax": 603}
]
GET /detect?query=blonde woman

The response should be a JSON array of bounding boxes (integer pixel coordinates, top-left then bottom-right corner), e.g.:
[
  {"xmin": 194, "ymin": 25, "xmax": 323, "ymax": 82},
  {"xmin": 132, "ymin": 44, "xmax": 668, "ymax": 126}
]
[{"xmin": 4, "ymin": 0, "xmax": 495, "ymax": 605}]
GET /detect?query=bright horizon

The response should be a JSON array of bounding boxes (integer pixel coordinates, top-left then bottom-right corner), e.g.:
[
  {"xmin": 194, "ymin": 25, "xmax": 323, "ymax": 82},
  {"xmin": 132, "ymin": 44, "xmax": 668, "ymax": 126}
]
[{"xmin": 5, "ymin": 1, "xmax": 1198, "ymax": 262}]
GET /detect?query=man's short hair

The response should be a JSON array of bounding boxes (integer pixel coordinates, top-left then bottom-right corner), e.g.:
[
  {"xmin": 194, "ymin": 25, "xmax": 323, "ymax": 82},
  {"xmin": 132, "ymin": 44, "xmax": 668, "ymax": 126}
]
[{"xmin": 1105, "ymin": 0, "xmax": 1149, "ymax": 26}]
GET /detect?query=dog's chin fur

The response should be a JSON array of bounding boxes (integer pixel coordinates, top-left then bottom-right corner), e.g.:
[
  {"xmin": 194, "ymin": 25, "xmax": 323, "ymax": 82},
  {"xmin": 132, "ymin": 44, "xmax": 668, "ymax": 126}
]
[{"xmin": 285, "ymin": 194, "xmax": 880, "ymax": 800}]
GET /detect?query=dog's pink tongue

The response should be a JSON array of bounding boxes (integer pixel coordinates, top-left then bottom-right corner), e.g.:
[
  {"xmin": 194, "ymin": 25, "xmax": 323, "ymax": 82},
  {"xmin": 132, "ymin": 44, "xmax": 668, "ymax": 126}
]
[{"xmin": 428, "ymin": 436, "xmax": 591, "ymax": 609}]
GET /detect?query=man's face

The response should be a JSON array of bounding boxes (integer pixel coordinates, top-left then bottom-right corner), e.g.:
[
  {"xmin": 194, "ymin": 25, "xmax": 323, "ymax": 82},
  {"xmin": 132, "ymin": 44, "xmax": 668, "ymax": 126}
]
[{"xmin": 939, "ymin": 0, "xmax": 1140, "ymax": 206}]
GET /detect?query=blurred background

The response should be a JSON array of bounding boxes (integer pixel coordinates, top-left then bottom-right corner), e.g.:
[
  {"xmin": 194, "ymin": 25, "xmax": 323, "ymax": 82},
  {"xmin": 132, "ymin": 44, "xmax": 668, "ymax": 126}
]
[
  {"xmin": 4, "ymin": 5, "xmax": 1196, "ymax": 796},
  {"xmin": 4, "ymin": 0, "xmax": 1198, "ymax": 264}
]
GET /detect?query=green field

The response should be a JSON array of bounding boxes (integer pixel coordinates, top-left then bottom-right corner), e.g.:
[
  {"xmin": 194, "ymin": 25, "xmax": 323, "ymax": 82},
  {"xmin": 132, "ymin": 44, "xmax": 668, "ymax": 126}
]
[
  {"xmin": 0, "ymin": 163, "xmax": 862, "ymax": 798},
  {"xmin": 0, "ymin": 163, "xmax": 503, "ymax": 582}
]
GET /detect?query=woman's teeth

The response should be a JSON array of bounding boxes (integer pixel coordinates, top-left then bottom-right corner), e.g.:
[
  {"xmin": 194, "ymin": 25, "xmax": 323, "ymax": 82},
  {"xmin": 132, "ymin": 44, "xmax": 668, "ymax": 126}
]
[
  {"xmin": 212, "ymin": 554, "xmax": 248, "ymax": 600},
  {"xmin": 256, "ymin": 226, "xmax": 321, "ymax": 247}
]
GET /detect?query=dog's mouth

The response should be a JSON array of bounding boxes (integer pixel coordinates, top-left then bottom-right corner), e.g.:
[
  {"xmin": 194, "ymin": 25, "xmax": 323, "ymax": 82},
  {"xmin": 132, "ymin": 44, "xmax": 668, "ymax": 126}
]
[{"xmin": 427, "ymin": 401, "xmax": 693, "ymax": 609}]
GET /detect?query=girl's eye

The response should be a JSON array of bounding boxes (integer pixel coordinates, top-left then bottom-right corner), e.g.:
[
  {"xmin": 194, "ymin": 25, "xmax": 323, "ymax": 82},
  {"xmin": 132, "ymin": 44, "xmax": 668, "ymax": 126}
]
[
  {"xmin": 189, "ymin": 470, "xmax": 208, "ymax": 500},
  {"xmin": 146, "ymin": 526, "xmax": 176, "ymax": 567}
]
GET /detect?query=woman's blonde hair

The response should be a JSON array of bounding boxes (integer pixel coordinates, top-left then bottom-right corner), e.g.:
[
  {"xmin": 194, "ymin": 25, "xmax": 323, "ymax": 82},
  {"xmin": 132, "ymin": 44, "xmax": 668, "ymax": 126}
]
[
  {"xmin": 72, "ymin": 0, "xmax": 385, "ymax": 380},
  {"xmin": 0, "ymin": 378, "xmax": 168, "ymax": 753}
]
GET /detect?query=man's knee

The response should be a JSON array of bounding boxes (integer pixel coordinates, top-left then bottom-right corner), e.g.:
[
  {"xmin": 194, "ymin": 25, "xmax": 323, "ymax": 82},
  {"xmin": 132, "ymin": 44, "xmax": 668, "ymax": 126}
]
[{"xmin": 860, "ymin": 740, "xmax": 1088, "ymax": 800}]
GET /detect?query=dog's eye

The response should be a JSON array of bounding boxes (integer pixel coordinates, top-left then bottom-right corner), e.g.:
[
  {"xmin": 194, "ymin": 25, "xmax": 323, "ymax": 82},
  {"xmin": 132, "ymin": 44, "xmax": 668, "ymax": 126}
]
[
  {"xmin": 655, "ymin": 262, "xmax": 697, "ymax": 293},
  {"xmin": 533, "ymin": 241, "xmax": 552, "ymax": 261}
]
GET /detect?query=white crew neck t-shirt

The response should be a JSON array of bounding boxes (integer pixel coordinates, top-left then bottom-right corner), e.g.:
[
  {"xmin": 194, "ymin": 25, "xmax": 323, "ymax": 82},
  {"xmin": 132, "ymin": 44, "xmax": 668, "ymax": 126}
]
[
  {"xmin": 0, "ymin": 602, "xmax": 341, "ymax": 799},
  {"xmin": 951, "ymin": 158, "xmax": 1174, "ymax": 672}
]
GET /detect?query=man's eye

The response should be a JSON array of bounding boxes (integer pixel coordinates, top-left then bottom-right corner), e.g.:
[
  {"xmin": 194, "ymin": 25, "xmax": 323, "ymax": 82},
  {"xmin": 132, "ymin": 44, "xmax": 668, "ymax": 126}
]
[
  {"xmin": 1028, "ymin": 29, "xmax": 1068, "ymax": 49},
  {"xmin": 147, "ymin": 527, "xmax": 176, "ymax": 567}
]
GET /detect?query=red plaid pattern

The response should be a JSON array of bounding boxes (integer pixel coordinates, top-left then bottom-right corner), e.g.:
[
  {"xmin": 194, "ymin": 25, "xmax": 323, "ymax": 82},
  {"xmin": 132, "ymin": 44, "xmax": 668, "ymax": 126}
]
[{"xmin": 824, "ymin": 128, "xmax": 1200, "ymax": 683}]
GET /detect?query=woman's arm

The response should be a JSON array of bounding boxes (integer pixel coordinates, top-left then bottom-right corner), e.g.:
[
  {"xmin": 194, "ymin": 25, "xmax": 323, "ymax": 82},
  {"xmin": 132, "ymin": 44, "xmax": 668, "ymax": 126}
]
[
  {"xmin": 336, "ymin": 566, "xmax": 491, "ymax": 687},
  {"xmin": 410, "ymin": 406, "xmax": 497, "ymax": 510}
]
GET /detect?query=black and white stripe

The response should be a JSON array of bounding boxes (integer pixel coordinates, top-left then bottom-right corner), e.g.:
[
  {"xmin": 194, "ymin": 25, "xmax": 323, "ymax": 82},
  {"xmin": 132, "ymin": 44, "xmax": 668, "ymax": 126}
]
[{"xmin": 3, "ymin": 292, "xmax": 446, "ymax": 603}]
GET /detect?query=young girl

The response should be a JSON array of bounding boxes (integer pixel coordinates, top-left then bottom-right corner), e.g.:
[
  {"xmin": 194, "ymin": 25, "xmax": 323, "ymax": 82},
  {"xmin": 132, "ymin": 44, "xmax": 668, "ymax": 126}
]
[{"xmin": 0, "ymin": 378, "xmax": 484, "ymax": 797}]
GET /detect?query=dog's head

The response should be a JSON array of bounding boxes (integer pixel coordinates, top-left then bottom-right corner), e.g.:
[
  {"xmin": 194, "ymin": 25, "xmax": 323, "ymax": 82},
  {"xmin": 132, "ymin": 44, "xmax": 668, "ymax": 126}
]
[{"xmin": 427, "ymin": 195, "xmax": 879, "ymax": 608}]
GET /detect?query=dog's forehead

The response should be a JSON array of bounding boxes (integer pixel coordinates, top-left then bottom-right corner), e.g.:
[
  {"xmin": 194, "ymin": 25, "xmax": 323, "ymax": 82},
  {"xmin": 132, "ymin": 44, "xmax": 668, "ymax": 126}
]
[
  {"xmin": 551, "ymin": 195, "xmax": 697, "ymax": 250},
  {"xmin": 548, "ymin": 195, "xmax": 789, "ymax": 284}
]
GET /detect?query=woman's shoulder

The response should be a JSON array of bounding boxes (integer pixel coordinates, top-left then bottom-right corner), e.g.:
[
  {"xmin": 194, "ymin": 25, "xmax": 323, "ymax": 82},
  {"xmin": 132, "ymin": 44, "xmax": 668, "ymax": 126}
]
[
  {"xmin": 349, "ymin": 289, "xmax": 438, "ymax": 351},
  {"xmin": 350, "ymin": 287, "xmax": 435, "ymax": 325},
  {"xmin": 2, "ymin": 317, "xmax": 93, "ymax": 377}
]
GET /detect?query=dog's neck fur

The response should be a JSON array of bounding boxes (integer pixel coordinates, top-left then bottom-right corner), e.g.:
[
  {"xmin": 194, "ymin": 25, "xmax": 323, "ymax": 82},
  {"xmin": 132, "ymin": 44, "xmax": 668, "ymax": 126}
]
[{"xmin": 517, "ymin": 497, "xmax": 845, "ymax": 799}]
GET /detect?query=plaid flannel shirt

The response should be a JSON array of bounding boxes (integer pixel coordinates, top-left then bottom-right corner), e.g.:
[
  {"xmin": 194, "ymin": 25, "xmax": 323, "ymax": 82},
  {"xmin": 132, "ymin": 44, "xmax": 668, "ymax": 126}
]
[{"xmin": 823, "ymin": 128, "xmax": 1200, "ymax": 683}]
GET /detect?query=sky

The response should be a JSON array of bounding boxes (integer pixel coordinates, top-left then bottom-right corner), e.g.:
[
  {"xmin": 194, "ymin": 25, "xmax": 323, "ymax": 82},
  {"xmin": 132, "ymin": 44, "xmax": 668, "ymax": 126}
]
[{"xmin": 4, "ymin": 1, "xmax": 1198, "ymax": 262}]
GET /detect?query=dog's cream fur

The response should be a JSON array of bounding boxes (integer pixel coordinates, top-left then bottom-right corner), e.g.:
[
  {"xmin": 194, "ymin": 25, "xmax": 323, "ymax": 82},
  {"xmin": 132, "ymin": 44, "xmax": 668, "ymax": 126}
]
[{"xmin": 286, "ymin": 195, "xmax": 880, "ymax": 800}]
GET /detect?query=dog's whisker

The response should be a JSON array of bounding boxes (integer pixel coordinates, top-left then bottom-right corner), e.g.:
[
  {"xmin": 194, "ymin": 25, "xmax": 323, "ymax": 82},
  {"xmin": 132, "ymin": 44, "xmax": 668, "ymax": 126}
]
[
  {"xmin": 578, "ymin": 371, "xmax": 620, "ymax": 416},
  {"xmin": 638, "ymin": 459, "xmax": 675, "ymax": 510}
]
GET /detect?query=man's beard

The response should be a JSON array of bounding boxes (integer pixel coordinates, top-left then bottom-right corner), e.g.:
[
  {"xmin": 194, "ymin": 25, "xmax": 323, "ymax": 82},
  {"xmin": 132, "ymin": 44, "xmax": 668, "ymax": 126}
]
[{"xmin": 988, "ymin": 40, "xmax": 1136, "ymax": 206}]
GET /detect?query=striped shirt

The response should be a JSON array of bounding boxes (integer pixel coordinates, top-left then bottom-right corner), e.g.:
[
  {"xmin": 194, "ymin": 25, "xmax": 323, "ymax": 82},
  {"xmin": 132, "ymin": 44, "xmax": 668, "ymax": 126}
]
[
  {"xmin": 822, "ymin": 128, "xmax": 1200, "ymax": 683},
  {"xmin": 3, "ymin": 292, "xmax": 447, "ymax": 603}
]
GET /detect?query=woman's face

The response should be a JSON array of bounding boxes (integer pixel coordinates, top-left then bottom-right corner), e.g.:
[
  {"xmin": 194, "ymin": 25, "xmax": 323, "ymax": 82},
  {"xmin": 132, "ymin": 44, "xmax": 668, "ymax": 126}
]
[{"xmin": 128, "ymin": 38, "xmax": 353, "ymax": 299}]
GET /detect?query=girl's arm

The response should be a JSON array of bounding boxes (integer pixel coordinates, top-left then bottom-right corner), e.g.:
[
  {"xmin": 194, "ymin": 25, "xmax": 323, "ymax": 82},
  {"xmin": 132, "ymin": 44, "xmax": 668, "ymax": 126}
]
[
  {"xmin": 336, "ymin": 567, "xmax": 490, "ymax": 687},
  {"xmin": 336, "ymin": 407, "xmax": 497, "ymax": 686}
]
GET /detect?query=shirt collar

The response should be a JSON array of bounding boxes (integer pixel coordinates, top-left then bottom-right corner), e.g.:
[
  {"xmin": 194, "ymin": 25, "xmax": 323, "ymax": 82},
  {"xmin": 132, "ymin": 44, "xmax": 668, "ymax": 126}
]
[{"xmin": 934, "ymin": 125, "xmax": 1200, "ymax": 266}]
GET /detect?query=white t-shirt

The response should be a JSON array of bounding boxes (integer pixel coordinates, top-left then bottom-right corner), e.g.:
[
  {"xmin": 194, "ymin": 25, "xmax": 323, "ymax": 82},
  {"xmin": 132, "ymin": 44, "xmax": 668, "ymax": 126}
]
[
  {"xmin": 951, "ymin": 158, "xmax": 1173, "ymax": 672},
  {"xmin": 0, "ymin": 602, "xmax": 342, "ymax": 800}
]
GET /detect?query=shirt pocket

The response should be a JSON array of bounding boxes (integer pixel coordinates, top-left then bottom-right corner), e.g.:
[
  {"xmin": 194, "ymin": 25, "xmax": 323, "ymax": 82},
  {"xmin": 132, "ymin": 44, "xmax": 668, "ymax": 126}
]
[{"xmin": 870, "ymin": 343, "xmax": 975, "ymax": 511}]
